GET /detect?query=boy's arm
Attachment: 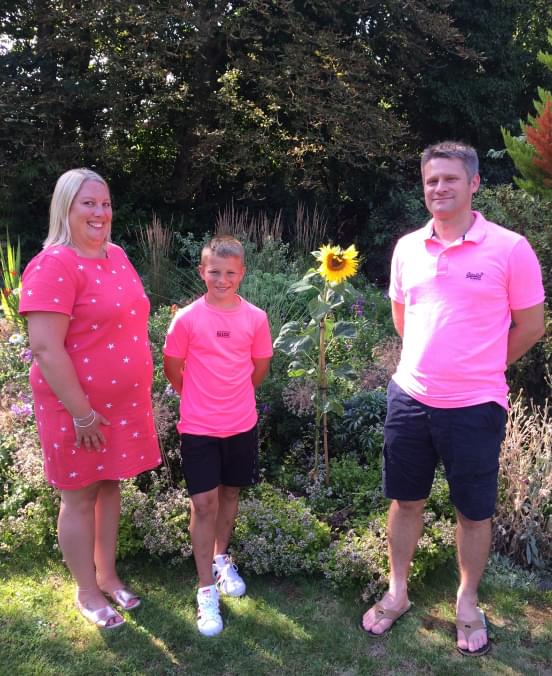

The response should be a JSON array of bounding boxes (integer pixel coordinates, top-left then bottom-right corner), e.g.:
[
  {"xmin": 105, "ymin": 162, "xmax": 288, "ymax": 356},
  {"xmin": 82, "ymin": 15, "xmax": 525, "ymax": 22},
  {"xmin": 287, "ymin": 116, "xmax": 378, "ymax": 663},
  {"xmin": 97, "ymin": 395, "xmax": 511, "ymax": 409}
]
[
  {"xmin": 163, "ymin": 355, "xmax": 185, "ymax": 394},
  {"xmin": 251, "ymin": 357, "xmax": 271, "ymax": 388}
]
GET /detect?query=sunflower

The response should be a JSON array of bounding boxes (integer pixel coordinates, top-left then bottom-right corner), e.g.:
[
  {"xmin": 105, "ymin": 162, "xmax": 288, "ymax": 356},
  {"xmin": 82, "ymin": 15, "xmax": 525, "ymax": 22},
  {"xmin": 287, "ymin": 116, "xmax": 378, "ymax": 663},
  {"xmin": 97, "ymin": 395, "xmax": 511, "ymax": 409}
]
[{"xmin": 315, "ymin": 244, "xmax": 359, "ymax": 283}]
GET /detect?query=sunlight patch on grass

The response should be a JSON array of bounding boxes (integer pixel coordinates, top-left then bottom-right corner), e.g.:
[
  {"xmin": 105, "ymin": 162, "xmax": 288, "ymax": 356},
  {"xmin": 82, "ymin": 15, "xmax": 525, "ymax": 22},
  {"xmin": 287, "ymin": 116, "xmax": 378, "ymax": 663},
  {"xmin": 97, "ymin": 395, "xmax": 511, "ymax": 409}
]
[{"xmin": 224, "ymin": 595, "xmax": 312, "ymax": 640}]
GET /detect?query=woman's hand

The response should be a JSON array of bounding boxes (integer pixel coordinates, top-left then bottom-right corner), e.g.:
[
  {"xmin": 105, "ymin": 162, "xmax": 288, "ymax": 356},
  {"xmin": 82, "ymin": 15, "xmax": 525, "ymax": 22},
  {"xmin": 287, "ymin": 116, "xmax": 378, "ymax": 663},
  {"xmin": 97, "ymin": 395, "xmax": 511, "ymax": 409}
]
[{"xmin": 74, "ymin": 410, "xmax": 111, "ymax": 451}]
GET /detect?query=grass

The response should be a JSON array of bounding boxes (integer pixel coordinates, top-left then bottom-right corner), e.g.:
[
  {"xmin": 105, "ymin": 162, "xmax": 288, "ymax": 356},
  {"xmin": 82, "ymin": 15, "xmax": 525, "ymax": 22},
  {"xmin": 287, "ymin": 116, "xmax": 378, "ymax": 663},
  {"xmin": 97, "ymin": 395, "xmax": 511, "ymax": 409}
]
[{"xmin": 0, "ymin": 553, "xmax": 551, "ymax": 675}]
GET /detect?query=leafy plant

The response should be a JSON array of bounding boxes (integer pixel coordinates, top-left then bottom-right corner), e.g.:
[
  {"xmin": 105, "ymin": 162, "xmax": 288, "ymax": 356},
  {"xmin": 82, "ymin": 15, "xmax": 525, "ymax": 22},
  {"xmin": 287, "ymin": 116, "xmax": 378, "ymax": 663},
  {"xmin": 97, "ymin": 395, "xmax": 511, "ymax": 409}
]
[
  {"xmin": 232, "ymin": 483, "xmax": 331, "ymax": 576},
  {"xmin": 333, "ymin": 389, "xmax": 387, "ymax": 461},
  {"xmin": 0, "ymin": 230, "xmax": 24, "ymax": 328}
]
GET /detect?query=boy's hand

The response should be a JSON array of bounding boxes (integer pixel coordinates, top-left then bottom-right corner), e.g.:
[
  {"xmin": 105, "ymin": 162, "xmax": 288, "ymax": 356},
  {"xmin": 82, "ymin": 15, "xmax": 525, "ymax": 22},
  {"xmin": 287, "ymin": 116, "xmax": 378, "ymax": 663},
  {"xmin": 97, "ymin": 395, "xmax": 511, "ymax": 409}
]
[
  {"xmin": 252, "ymin": 357, "xmax": 271, "ymax": 388},
  {"xmin": 163, "ymin": 355, "xmax": 185, "ymax": 394}
]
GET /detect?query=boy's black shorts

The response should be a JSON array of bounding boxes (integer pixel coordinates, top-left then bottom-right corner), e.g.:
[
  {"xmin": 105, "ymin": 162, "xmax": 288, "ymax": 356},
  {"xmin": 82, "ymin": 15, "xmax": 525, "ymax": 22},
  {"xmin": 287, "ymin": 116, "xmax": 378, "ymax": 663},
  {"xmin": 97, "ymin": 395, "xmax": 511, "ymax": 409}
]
[
  {"xmin": 179, "ymin": 425, "xmax": 259, "ymax": 496},
  {"xmin": 383, "ymin": 380, "xmax": 507, "ymax": 521}
]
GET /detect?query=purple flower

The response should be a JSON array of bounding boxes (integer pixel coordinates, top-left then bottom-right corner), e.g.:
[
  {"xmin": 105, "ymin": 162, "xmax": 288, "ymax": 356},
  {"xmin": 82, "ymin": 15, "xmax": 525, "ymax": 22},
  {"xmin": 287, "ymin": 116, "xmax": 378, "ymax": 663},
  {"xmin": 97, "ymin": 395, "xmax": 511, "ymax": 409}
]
[
  {"xmin": 10, "ymin": 402, "xmax": 34, "ymax": 418},
  {"xmin": 351, "ymin": 298, "xmax": 364, "ymax": 317},
  {"xmin": 20, "ymin": 348, "xmax": 33, "ymax": 363}
]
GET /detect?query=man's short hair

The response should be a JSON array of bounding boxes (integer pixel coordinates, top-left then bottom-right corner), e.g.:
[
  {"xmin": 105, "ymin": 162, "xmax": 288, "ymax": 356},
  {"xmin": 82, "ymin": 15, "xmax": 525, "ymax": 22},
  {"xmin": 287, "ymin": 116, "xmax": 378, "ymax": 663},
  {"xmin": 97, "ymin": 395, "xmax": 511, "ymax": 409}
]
[
  {"xmin": 421, "ymin": 141, "xmax": 479, "ymax": 181},
  {"xmin": 201, "ymin": 236, "xmax": 245, "ymax": 263}
]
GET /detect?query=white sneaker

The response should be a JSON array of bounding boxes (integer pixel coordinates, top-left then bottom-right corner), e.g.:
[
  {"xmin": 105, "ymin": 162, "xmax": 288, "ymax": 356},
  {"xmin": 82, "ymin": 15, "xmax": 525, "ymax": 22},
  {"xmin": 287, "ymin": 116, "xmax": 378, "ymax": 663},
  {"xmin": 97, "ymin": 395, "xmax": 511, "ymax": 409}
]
[
  {"xmin": 213, "ymin": 554, "xmax": 246, "ymax": 597},
  {"xmin": 196, "ymin": 585, "xmax": 223, "ymax": 637}
]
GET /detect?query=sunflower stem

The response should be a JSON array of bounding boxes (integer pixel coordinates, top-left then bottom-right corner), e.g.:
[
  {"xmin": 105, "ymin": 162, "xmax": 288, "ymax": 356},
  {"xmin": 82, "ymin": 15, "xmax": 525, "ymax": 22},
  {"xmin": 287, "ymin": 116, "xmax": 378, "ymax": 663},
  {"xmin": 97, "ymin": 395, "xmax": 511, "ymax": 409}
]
[{"xmin": 319, "ymin": 283, "xmax": 330, "ymax": 484}]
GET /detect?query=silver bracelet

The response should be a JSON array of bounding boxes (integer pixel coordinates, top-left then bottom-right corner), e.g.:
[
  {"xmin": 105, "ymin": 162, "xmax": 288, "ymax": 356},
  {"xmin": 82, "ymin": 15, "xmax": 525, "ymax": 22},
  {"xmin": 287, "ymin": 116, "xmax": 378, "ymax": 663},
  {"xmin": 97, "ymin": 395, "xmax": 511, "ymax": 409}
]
[
  {"xmin": 73, "ymin": 409, "xmax": 95, "ymax": 424},
  {"xmin": 74, "ymin": 410, "xmax": 96, "ymax": 428}
]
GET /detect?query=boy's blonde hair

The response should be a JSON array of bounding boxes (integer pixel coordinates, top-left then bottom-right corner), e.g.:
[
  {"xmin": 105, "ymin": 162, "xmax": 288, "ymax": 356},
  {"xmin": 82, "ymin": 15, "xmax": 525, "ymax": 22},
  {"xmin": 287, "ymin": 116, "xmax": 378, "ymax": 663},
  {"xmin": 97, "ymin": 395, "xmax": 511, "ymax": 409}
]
[
  {"xmin": 201, "ymin": 236, "xmax": 245, "ymax": 264},
  {"xmin": 44, "ymin": 168, "xmax": 110, "ymax": 248}
]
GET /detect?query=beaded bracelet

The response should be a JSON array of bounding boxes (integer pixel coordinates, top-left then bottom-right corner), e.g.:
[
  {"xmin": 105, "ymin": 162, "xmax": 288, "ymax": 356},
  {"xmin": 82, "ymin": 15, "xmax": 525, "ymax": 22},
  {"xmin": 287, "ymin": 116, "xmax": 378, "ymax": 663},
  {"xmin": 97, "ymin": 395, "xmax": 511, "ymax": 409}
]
[{"xmin": 73, "ymin": 410, "xmax": 96, "ymax": 428}]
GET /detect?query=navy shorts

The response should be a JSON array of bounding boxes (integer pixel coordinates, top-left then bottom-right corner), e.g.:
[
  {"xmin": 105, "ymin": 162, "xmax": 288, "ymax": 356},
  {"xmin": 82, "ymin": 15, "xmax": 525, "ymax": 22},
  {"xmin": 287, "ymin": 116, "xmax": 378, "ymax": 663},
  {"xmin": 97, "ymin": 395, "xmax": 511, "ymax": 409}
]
[
  {"xmin": 179, "ymin": 426, "xmax": 259, "ymax": 496},
  {"xmin": 383, "ymin": 380, "xmax": 507, "ymax": 520}
]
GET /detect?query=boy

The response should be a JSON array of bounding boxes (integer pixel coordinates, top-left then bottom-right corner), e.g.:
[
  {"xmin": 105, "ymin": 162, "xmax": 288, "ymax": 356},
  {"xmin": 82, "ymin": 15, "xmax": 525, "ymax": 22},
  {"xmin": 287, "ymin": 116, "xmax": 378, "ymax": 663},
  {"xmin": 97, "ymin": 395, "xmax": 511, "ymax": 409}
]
[{"xmin": 163, "ymin": 236, "xmax": 273, "ymax": 637}]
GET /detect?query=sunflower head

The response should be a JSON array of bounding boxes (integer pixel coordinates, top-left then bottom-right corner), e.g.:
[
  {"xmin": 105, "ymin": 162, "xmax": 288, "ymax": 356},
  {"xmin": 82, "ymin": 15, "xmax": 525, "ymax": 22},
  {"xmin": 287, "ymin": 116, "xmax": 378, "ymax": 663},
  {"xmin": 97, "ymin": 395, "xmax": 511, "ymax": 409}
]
[{"xmin": 315, "ymin": 244, "xmax": 359, "ymax": 284}]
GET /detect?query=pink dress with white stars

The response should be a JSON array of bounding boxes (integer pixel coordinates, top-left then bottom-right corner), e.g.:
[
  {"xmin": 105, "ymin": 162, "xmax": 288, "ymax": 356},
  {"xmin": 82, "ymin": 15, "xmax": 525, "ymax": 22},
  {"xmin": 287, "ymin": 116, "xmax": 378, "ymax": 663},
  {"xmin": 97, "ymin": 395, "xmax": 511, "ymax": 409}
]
[{"xmin": 19, "ymin": 243, "xmax": 162, "ymax": 489}]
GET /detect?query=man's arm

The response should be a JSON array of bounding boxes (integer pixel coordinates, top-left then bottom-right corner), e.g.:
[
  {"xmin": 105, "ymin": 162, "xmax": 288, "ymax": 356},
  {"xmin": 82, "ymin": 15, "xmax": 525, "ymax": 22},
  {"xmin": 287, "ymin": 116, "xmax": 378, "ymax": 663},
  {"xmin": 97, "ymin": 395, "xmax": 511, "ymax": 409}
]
[
  {"xmin": 391, "ymin": 300, "xmax": 405, "ymax": 338},
  {"xmin": 252, "ymin": 357, "xmax": 271, "ymax": 387},
  {"xmin": 163, "ymin": 355, "xmax": 185, "ymax": 394},
  {"xmin": 507, "ymin": 303, "xmax": 545, "ymax": 365}
]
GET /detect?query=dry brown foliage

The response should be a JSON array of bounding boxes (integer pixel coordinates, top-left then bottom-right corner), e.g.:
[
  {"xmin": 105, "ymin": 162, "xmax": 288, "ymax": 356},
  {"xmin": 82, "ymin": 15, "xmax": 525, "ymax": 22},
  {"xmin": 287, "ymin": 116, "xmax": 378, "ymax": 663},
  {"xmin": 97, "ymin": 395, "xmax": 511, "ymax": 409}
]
[{"xmin": 493, "ymin": 392, "xmax": 552, "ymax": 568}]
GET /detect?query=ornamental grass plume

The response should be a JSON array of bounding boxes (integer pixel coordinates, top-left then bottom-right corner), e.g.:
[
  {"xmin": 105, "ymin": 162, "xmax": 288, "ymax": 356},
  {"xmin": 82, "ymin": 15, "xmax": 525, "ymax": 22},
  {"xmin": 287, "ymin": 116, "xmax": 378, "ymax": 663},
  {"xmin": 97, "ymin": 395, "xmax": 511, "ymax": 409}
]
[{"xmin": 315, "ymin": 244, "xmax": 359, "ymax": 284}]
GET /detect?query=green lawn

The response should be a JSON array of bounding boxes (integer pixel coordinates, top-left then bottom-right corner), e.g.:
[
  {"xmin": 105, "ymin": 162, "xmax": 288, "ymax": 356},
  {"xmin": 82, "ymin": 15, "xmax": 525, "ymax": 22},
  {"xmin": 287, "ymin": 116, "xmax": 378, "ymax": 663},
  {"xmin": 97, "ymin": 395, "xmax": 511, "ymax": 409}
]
[{"xmin": 1, "ymin": 553, "xmax": 550, "ymax": 675}]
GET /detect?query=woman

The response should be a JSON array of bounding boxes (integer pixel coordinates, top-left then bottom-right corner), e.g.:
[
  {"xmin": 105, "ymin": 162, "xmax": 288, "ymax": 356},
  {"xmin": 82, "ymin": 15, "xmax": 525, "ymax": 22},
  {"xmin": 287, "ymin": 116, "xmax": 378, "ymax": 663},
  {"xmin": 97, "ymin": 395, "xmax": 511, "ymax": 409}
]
[{"xmin": 19, "ymin": 169, "xmax": 161, "ymax": 629}]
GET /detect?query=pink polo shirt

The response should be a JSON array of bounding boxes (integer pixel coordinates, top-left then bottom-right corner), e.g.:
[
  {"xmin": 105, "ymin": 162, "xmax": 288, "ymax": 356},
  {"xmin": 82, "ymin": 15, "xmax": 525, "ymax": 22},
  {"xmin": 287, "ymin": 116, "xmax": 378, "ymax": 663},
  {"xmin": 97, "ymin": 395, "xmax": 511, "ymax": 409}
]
[
  {"xmin": 163, "ymin": 295, "xmax": 273, "ymax": 436},
  {"xmin": 389, "ymin": 211, "xmax": 544, "ymax": 409}
]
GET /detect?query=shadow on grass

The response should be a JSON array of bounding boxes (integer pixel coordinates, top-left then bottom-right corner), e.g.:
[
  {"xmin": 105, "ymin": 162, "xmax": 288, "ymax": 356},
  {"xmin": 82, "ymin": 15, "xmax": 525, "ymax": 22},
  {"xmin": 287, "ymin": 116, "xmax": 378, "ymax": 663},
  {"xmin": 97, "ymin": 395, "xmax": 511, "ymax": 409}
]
[{"xmin": 1, "ymin": 554, "xmax": 551, "ymax": 676}]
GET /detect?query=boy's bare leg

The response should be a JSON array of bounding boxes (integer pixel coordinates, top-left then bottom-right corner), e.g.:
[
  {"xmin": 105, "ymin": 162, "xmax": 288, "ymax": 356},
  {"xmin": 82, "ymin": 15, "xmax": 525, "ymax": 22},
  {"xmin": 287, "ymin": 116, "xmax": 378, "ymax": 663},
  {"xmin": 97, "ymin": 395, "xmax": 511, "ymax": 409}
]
[
  {"xmin": 189, "ymin": 487, "xmax": 219, "ymax": 587},
  {"xmin": 362, "ymin": 499, "xmax": 425, "ymax": 633},
  {"xmin": 455, "ymin": 511, "xmax": 492, "ymax": 653},
  {"xmin": 214, "ymin": 485, "xmax": 241, "ymax": 556}
]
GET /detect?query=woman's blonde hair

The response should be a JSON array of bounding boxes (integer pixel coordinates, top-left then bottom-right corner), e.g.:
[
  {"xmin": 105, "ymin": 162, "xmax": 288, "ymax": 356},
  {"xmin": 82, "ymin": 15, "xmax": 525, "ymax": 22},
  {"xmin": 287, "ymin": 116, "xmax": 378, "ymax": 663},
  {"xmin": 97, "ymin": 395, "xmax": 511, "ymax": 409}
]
[{"xmin": 44, "ymin": 168, "xmax": 110, "ymax": 248}]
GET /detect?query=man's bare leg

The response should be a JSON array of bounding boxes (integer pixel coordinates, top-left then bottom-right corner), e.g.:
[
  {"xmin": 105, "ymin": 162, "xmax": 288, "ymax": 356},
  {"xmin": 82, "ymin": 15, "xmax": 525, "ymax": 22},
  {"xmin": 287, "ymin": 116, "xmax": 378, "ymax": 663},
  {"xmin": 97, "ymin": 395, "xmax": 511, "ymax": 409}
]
[
  {"xmin": 362, "ymin": 499, "xmax": 425, "ymax": 633},
  {"xmin": 455, "ymin": 511, "xmax": 491, "ymax": 653}
]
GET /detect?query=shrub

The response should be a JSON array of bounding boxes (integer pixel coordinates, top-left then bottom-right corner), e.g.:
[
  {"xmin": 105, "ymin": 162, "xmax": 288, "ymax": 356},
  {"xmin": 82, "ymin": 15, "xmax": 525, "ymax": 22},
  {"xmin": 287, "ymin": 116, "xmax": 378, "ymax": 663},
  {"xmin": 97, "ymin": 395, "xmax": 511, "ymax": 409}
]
[
  {"xmin": 333, "ymin": 389, "xmax": 387, "ymax": 461},
  {"xmin": 320, "ymin": 516, "xmax": 389, "ymax": 598},
  {"xmin": 493, "ymin": 393, "xmax": 552, "ymax": 568},
  {"xmin": 0, "ymin": 320, "xmax": 31, "ymax": 391},
  {"xmin": 473, "ymin": 184, "xmax": 551, "ymax": 402},
  {"xmin": 130, "ymin": 471, "xmax": 193, "ymax": 562},
  {"xmin": 0, "ymin": 492, "xmax": 59, "ymax": 555},
  {"xmin": 240, "ymin": 269, "xmax": 309, "ymax": 336},
  {"xmin": 291, "ymin": 456, "xmax": 384, "ymax": 528},
  {"xmin": 321, "ymin": 512, "xmax": 456, "ymax": 601},
  {"xmin": 232, "ymin": 483, "xmax": 331, "ymax": 575}
]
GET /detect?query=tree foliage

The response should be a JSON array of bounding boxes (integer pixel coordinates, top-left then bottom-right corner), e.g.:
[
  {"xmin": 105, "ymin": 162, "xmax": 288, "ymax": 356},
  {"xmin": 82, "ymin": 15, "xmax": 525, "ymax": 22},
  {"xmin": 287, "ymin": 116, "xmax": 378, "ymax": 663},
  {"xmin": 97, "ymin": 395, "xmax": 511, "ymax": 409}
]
[
  {"xmin": 503, "ymin": 29, "xmax": 552, "ymax": 200},
  {"xmin": 0, "ymin": 1, "xmax": 551, "ymax": 256}
]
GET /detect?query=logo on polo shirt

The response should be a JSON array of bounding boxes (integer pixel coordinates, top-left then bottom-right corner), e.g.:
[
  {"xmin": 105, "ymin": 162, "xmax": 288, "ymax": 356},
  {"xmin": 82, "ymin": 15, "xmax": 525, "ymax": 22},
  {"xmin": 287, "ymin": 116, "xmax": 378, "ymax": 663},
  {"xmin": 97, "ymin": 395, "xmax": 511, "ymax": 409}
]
[
  {"xmin": 466, "ymin": 272, "xmax": 484, "ymax": 280},
  {"xmin": 217, "ymin": 330, "xmax": 231, "ymax": 338}
]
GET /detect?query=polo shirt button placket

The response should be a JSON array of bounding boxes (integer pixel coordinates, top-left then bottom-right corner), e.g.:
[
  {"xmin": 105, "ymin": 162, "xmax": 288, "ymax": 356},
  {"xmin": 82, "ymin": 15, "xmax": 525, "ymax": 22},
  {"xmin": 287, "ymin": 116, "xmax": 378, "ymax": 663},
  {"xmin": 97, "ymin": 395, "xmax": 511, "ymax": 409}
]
[{"xmin": 437, "ymin": 253, "xmax": 448, "ymax": 277}]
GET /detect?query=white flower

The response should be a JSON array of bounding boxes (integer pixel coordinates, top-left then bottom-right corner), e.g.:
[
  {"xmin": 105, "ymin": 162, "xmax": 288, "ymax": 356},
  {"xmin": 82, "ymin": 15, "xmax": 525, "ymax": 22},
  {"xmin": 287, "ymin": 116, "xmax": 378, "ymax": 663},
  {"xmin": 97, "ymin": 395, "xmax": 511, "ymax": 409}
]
[{"xmin": 9, "ymin": 333, "xmax": 25, "ymax": 345}]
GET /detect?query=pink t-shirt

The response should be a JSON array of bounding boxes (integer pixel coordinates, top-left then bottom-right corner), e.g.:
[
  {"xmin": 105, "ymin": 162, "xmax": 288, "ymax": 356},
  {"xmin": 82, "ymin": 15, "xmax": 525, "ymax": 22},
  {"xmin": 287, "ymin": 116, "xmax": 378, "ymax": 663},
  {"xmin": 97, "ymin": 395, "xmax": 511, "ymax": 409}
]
[
  {"xmin": 389, "ymin": 211, "xmax": 544, "ymax": 409},
  {"xmin": 163, "ymin": 295, "xmax": 273, "ymax": 436}
]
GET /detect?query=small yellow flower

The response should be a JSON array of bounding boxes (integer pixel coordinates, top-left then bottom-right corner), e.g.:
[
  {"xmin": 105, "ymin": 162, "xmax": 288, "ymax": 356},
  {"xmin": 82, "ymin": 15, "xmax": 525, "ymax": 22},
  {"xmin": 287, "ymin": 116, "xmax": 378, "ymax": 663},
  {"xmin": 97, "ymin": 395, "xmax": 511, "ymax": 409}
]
[{"xmin": 316, "ymin": 244, "xmax": 359, "ymax": 283}]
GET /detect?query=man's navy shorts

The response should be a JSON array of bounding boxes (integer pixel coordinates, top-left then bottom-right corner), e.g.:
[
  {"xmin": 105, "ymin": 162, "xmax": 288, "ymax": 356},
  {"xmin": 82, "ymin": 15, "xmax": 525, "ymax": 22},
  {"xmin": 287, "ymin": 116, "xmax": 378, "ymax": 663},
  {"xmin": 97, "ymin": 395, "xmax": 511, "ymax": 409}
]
[
  {"xmin": 383, "ymin": 380, "xmax": 507, "ymax": 521},
  {"xmin": 180, "ymin": 425, "xmax": 259, "ymax": 496}
]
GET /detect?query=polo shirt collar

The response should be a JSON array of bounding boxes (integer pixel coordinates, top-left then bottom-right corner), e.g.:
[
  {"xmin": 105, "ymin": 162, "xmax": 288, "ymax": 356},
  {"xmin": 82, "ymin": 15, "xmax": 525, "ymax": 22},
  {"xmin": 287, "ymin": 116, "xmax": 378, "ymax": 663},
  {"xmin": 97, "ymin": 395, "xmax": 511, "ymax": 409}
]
[{"xmin": 423, "ymin": 211, "xmax": 488, "ymax": 244}]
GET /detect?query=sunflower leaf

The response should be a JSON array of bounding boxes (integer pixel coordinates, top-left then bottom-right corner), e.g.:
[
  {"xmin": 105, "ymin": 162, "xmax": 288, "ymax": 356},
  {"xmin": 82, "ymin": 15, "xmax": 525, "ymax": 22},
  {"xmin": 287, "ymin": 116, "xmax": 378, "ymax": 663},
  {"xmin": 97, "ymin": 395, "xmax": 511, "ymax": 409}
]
[
  {"xmin": 308, "ymin": 298, "xmax": 332, "ymax": 321},
  {"xmin": 333, "ymin": 321, "xmax": 357, "ymax": 338}
]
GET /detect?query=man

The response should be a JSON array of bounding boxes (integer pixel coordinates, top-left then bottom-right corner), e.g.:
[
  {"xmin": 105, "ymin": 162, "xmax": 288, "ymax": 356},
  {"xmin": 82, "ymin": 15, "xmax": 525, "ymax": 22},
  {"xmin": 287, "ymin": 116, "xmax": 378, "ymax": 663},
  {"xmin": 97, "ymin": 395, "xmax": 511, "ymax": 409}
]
[{"xmin": 361, "ymin": 141, "xmax": 545, "ymax": 656}]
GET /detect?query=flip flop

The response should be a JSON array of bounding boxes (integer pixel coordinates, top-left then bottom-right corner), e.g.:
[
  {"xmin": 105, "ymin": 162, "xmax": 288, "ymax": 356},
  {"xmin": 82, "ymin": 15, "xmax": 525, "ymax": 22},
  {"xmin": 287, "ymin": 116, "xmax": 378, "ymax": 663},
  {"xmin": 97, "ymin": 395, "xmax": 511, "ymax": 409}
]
[
  {"xmin": 361, "ymin": 601, "xmax": 412, "ymax": 637},
  {"xmin": 102, "ymin": 587, "xmax": 141, "ymax": 610},
  {"xmin": 75, "ymin": 598, "xmax": 125, "ymax": 630},
  {"xmin": 456, "ymin": 608, "xmax": 491, "ymax": 657}
]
